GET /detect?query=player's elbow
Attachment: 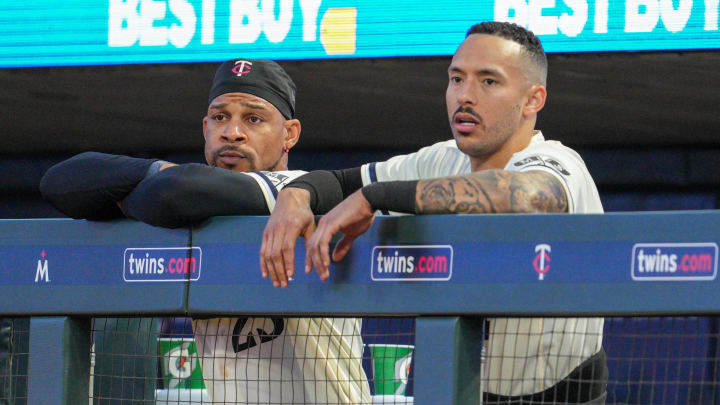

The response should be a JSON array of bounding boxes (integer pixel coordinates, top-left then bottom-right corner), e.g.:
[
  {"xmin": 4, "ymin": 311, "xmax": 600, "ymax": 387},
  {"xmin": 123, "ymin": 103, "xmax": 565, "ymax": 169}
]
[
  {"xmin": 38, "ymin": 155, "xmax": 81, "ymax": 201},
  {"xmin": 39, "ymin": 154, "xmax": 116, "ymax": 219},
  {"xmin": 39, "ymin": 165, "xmax": 61, "ymax": 204}
]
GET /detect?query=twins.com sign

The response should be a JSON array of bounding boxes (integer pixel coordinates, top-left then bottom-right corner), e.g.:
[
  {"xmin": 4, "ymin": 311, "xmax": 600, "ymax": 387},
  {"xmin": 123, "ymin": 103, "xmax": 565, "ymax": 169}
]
[{"xmin": 371, "ymin": 245, "xmax": 453, "ymax": 281}]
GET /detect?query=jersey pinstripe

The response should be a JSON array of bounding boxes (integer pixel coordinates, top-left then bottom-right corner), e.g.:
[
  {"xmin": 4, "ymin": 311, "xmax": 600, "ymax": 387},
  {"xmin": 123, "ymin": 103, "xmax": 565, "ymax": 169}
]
[
  {"xmin": 361, "ymin": 132, "xmax": 604, "ymax": 397},
  {"xmin": 193, "ymin": 169, "xmax": 372, "ymax": 404}
]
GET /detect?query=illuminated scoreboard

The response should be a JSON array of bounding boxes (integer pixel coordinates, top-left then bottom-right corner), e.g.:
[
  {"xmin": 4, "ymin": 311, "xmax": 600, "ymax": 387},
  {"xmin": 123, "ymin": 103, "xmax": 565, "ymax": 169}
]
[{"xmin": 1, "ymin": 0, "xmax": 718, "ymax": 67}]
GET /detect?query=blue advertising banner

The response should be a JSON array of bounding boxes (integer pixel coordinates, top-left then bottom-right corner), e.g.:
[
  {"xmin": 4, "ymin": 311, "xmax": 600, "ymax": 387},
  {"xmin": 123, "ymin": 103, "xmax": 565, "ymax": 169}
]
[
  {"xmin": 188, "ymin": 212, "xmax": 720, "ymax": 316},
  {"xmin": 0, "ymin": 218, "xmax": 190, "ymax": 315},
  {"xmin": 2, "ymin": 212, "xmax": 720, "ymax": 315},
  {"xmin": 1, "ymin": 0, "xmax": 718, "ymax": 68}
]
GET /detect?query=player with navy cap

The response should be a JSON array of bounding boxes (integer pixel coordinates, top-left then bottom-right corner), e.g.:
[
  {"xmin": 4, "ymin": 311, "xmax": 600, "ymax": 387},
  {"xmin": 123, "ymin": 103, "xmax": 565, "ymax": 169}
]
[{"xmin": 41, "ymin": 58, "xmax": 371, "ymax": 404}]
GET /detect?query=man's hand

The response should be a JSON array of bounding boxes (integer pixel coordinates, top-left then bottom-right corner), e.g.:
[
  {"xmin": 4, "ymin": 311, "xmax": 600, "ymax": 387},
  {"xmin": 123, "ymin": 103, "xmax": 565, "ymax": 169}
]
[
  {"xmin": 305, "ymin": 189, "xmax": 375, "ymax": 281},
  {"xmin": 260, "ymin": 188, "xmax": 316, "ymax": 288}
]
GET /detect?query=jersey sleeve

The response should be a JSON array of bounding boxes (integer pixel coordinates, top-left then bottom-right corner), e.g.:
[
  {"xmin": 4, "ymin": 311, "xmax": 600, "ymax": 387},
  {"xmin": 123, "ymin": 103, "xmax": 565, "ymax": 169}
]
[
  {"xmin": 245, "ymin": 170, "xmax": 308, "ymax": 212},
  {"xmin": 360, "ymin": 140, "xmax": 470, "ymax": 185},
  {"xmin": 505, "ymin": 144, "xmax": 603, "ymax": 214},
  {"xmin": 358, "ymin": 140, "xmax": 470, "ymax": 215}
]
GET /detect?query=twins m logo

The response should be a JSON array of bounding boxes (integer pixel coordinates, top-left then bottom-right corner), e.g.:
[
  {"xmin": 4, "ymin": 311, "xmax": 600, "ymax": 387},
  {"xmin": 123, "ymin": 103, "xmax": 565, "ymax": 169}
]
[{"xmin": 35, "ymin": 250, "xmax": 50, "ymax": 283}]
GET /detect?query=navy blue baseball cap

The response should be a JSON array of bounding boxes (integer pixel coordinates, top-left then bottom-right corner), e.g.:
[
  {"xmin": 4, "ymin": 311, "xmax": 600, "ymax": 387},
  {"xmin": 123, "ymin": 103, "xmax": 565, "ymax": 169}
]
[{"xmin": 208, "ymin": 59, "xmax": 296, "ymax": 119}]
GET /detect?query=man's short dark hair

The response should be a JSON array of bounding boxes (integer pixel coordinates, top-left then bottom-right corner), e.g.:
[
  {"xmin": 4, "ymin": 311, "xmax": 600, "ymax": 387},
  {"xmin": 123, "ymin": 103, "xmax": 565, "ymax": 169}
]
[{"xmin": 466, "ymin": 21, "xmax": 548, "ymax": 84}]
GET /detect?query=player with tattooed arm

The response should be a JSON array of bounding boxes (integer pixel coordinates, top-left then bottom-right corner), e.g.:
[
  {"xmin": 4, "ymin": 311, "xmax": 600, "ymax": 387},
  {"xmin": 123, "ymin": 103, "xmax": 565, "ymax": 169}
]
[{"xmin": 261, "ymin": 22, "xmax": 608, "ymax": 404}]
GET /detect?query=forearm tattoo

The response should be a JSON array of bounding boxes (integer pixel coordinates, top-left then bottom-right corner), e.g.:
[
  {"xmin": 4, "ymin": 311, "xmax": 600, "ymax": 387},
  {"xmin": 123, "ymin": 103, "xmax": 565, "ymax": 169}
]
[{"xmin": 415, "ymin": 170, "xmax": 568, "ymax": 214}]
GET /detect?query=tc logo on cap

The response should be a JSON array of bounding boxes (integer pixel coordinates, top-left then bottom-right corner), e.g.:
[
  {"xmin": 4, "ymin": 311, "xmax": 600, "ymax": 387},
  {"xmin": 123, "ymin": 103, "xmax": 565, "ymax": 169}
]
[{"xmin": 232, "ymin": 60, "xmax": 253, "ymax": 77}]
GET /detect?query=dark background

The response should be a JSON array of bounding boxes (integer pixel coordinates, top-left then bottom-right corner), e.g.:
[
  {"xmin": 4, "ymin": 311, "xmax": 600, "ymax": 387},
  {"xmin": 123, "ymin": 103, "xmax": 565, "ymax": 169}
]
[{"xmin": 2, "ymin": 50, "xmax": 719, "ymax": 218}]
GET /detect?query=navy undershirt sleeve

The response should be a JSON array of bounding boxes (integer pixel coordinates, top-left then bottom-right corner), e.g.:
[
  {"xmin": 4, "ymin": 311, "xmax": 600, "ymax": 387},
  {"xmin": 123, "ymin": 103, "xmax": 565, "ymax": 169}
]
[
  {"xmin": 121, "ymin": 163, "xmax": 269, "ymax": 228},
  {"xmin": 39, "ymin": 152, "xmax": 157, "ymax": 220},
  {"xmin": 360, "ymin": 180, "xmax": 418, "ymax": 213},
  {"xmin": 285, "ymin": 167, "xmax": 362, "ymax": 213}
]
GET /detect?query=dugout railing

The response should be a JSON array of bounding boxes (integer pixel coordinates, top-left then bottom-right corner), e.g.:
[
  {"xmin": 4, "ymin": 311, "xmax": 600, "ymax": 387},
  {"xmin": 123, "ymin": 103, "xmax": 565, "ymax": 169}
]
[{"xmin": 1, "ymin": 212, "xmax": 719, "ymax": 404}]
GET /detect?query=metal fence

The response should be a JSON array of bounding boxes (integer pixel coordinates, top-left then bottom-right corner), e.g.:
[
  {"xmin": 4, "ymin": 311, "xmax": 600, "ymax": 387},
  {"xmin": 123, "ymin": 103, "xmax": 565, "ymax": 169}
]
[{"xmin": 2, "ymin": 316, "xmax": 719, "ymax": 404}]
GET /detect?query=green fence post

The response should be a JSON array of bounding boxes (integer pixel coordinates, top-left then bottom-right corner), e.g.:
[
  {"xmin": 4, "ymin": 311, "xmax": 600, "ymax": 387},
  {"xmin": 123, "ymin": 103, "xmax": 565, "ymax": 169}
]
[
  {"xmin": 413, "ymin": 316, "xmax": 484, "ymax": 405},
  {"xmin": 28, "ymin": 317, "xmax": 90, "ymax": 405}
]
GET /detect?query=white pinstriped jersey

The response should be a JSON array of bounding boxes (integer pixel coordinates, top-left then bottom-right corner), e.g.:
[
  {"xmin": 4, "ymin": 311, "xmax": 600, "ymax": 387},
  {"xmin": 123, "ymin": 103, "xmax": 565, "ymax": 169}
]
[
  {"xmin": 245, "ymin": 170, "xmax": 308, "ymax": 212},
  {"xmin": 361, "ymin": 132, "xmax": 604, "ymax": 397},
  {"xmin": 193, "ymin": 169, "xmax": 372, "ymax": 405}
]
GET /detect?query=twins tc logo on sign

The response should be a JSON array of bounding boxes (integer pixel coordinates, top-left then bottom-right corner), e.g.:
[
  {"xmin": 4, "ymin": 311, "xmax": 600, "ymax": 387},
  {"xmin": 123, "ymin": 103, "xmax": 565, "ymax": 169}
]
[
  {"xmin": 371, "ymin": 245, "xmax": 452, "ymax": 281},
  {"xmin": 534, "ymin": 244, "xmax": 551, "ymax": 280}
]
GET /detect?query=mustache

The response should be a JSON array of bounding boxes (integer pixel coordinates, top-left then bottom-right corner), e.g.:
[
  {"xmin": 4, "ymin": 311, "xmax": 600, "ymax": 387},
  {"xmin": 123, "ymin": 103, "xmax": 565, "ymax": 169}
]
[
  {"xmin": 211, "ymin": 145, "xmax": 255, "ymax": 167},
  {"xmin": 453, "ymin": 106, "xmax": 483, "ymax": 123},
  {"xmin": 215, "ymin": 144, "xmax": 246, "ymax": 155}
]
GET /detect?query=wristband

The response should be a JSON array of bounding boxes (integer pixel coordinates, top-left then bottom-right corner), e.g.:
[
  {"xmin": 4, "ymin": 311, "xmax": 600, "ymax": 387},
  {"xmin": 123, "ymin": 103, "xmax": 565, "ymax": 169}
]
[
  {"xmin": 285, "ymin": 171, "xmax": 344, "ymax": 214},
  {"xmin": 360, "ymin": 181, "xmax": 418, "ymax": 214}
]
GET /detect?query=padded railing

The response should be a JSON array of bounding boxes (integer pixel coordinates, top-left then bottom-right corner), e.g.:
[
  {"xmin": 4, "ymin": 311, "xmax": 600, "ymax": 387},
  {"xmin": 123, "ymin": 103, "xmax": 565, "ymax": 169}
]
[{"xmin": 1, "ymin": 211, "xmax": 719, "ymax": 404}]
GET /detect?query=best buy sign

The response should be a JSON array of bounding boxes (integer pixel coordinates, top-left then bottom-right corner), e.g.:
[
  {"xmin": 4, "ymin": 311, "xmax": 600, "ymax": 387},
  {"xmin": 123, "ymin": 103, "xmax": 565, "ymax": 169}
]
[
  {"xmin": 0, "ymin": 0, "xmax": 718, "ymax": 67},
  {"xmin": 108, "ymin": 0, "xmax": 356, "ymax": 54}
]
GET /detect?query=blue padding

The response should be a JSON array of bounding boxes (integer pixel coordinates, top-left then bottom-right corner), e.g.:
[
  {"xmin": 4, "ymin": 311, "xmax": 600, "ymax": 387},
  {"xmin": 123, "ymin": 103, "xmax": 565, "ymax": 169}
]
[
  {"xmin": 0, "ymin": 218, "xmax": 189, "ymax": 315},
  {"xmin": 188, "ymin": 212, "xmax": 720, "ymax": 315},
  {"xmin": 1, "ymin": 211, "xmax": 720, "ymax": 315}
]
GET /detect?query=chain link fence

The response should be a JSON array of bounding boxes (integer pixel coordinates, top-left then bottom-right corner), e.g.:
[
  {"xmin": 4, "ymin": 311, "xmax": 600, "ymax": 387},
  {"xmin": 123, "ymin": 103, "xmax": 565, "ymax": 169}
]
[{"xmin": 2, "ymin": 316, "xmax": 719, "ymax": 404}]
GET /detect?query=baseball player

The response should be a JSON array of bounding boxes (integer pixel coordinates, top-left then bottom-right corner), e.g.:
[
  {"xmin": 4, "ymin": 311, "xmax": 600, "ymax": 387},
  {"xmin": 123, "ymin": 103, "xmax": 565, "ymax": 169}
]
[
  {"xmin": 261, "ymin": 22, "xmax": 608, "ymax": 404},
  {"xmin": 41, "ymin": 59, "xmax": 370, "ymax": 404}
]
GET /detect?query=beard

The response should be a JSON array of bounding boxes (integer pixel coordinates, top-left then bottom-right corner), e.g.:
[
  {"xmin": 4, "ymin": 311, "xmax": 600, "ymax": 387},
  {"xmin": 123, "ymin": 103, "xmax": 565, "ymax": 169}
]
[
  {"xmin": 452, "ymin": 105, "xmax": 521, "ymax": 160},
  {"xmin": 461, "ymin": 120, "xmax": 515, "ymax": 156}
]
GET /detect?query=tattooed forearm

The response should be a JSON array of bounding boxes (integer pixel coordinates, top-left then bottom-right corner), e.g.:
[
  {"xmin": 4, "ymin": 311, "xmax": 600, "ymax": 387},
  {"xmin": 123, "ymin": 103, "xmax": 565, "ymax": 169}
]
[
  {"xmin": 416, "ymin": 170, "xmax": 568, "ymax": 214},
  {"xmin": 416, "ymin": 176, "xmax": 496, "ymax": 213}
]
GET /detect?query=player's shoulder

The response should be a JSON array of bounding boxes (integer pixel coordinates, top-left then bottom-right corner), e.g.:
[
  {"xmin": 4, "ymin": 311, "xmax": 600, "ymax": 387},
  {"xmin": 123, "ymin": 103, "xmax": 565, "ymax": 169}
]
[
  {"xmin": 511, "ymin": 132, "xmax": 587, "ymax": 171},
  {"xmin": 510, "ymin": 132, "xmax": 602, "ymax": 213}
]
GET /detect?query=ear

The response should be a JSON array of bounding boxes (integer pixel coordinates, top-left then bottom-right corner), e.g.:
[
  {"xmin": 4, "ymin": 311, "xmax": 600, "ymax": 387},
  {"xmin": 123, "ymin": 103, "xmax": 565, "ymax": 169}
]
[
  {"xmin": 522, "ymin": 84, "xmax": 546, "ymax": 116},
  {"xmin": 202, "ymin": 116, "xmax": 209, "ymax": 141},
  {"xmin": 283, "ymin": 119, "xmax": 301, "ymax": 150}
]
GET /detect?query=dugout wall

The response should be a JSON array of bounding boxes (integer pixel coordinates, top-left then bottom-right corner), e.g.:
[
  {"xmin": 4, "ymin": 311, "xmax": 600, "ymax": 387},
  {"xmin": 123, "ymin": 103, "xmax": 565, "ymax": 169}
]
[{"xmin": 1, "ymin": 213, "xmax": 720, "ymax": 404}]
